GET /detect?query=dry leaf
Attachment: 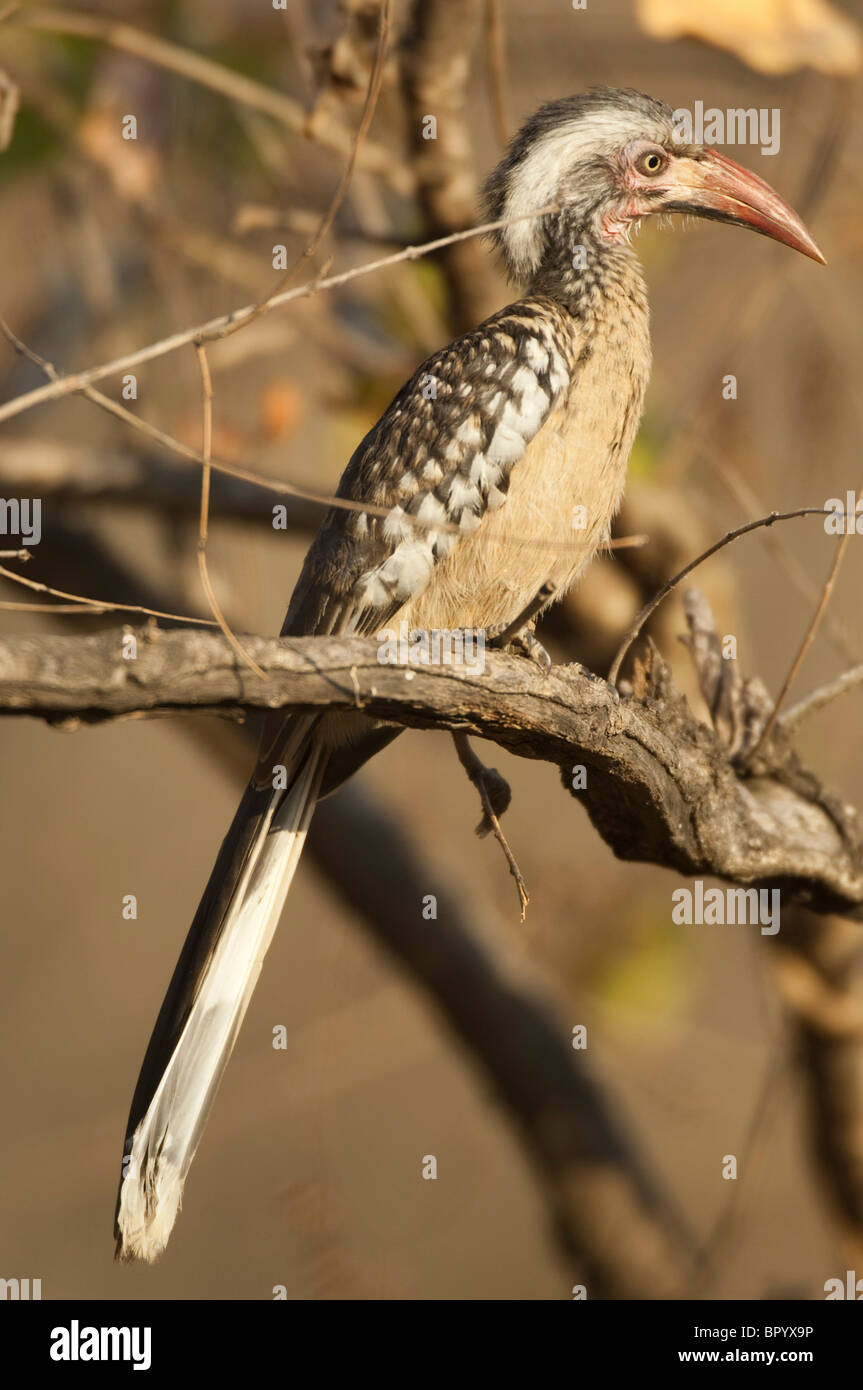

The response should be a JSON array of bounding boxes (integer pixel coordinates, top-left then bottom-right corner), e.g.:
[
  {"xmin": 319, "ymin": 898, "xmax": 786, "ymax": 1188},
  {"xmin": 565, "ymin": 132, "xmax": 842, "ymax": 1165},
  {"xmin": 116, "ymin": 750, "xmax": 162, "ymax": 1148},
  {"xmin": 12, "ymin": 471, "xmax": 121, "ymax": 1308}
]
[
  {"xmin": 77, "ymin": 107, "xmax": 160, "ymax": 205},
  {"xmin": 636, "ymin": 0, "xmax": 862, "ymax": 74},
  {"xmin": 259, "ymin": 381, "xmax": 303, "ymax": 441}
]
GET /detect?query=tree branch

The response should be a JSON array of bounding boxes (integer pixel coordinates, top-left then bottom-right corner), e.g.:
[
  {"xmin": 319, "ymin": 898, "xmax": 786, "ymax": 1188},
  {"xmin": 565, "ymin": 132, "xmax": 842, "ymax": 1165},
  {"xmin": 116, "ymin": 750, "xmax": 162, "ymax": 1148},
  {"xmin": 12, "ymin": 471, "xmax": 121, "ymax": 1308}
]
[
  {"xmin": 17, "ymin": 5, "xmax": 412, "ymax": 193},
  {"xmin": 2, "ymin": 626, "xmax": 861, "ymax": 916},
  {"xmin": 401, "ymin": 0, "xmax": 501, "ymax": 331},
  {"xmin": 0, "ymin": 205, "xmax": 559, "ymax": 429}
]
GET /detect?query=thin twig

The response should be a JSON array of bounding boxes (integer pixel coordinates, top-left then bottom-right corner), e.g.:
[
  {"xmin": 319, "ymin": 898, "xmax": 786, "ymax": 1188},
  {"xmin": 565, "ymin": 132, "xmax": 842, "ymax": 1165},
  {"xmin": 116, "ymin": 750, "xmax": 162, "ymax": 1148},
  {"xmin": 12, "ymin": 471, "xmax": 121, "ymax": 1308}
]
[
  {"xmin": 708, "ymin": 437, "xmax": 859, "ymax": 667},
  {"xmin": 303, "ymin": 0, "xmax": 389, "ymax": 251},
  {"xmin": 0, "ymin": 561, "xmax": 217, "ymax": 625},
  {"xmin": 780, "ymin": 665, "xmax": 863, "ymax": 734},
  {"xmin": 0, "ymin": 601, "xmax": 111, "ymax": 614},
  {"xmin": 194, "ymin": 343, "xmax": 265, "ymax": 679},
  {"xmin": 0, "ymin": 318, "xmax": 646, "ymax": 564},
  {"xmin": 607, "ymin": 509, "xmax": 831, "ymax": 688},
  {"xmin": 0, "ymin": 316, "xmax": 427, "ymax": 520},
  {"xmin": 0, "ymin": 203, "xmax": 562, "ymax": 428},
  {"xmin": 17, "ymin": 5, "xmax": 409, "ymax": 191},
  {"xmin": 753, "ymin": 504, "xmax": 859, "ymax": 755},
  {"xmin": 206, "ymin": 0, "xmax": 391, "ymax": 348},
  {"xmin": 452, "ymin": 730, "xmax": 529, "ymax": 921},
  {"xmin": 0, "ymin": 318, "xmax": 453, "ymax": 524}
]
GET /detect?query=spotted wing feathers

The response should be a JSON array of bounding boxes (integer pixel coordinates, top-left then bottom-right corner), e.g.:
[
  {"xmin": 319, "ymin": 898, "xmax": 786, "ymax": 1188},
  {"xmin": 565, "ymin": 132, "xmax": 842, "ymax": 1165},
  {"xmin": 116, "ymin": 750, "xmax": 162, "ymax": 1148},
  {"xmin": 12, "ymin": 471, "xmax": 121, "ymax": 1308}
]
[{"xmin": 283, "ymin": 299, "xmax": 578, "ymax": 639}]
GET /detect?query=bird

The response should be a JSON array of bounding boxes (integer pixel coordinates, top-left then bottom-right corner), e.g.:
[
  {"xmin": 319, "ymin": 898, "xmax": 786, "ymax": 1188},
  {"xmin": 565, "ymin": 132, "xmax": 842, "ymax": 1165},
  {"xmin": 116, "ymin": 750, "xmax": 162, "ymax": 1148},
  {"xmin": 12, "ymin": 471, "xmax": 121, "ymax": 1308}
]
[{"xmin": 114, "ymin": 86, "xmax": 824, "ymax": 1261}]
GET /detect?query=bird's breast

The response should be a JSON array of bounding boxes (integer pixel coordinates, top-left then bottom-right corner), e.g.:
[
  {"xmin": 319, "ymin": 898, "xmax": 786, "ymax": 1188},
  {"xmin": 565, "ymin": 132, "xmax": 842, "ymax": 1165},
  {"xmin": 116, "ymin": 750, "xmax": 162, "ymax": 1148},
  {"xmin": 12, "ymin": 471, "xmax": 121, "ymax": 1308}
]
[{"xmin": 403, "ymin": 306, "xmax": 651, "ymax": 634}]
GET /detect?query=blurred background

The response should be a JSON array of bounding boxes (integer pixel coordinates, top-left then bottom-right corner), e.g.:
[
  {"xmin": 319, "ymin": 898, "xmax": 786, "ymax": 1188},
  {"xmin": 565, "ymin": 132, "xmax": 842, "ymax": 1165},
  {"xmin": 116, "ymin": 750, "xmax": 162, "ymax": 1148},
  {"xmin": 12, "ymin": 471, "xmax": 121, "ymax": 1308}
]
[{"xmin": 1, "ymin": 0, "xmax": 863, "ymax": 1299}]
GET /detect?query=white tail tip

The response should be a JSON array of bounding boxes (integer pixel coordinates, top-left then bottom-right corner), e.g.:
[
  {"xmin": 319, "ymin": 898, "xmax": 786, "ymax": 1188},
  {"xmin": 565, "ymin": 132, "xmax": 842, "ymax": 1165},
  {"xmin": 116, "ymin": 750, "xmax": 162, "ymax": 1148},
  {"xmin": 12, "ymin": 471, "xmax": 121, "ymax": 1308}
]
[{"xmin": 115, "ymin": 1146, "xmax": 184, "ymax": 1263}]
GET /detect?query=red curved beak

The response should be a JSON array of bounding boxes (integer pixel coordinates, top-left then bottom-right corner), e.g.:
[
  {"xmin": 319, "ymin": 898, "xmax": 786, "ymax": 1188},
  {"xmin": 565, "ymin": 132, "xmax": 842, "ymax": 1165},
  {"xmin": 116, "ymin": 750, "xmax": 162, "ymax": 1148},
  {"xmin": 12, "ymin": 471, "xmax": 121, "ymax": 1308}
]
[{"xmin": 662, "ymin": 149, "xmax": 826, "ymax": 265}]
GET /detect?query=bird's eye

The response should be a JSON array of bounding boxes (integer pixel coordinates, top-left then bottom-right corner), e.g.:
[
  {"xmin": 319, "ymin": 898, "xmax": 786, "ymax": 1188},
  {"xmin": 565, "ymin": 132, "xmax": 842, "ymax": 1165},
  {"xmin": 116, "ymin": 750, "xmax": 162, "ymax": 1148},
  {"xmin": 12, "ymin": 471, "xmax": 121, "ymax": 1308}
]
[{"xmin": 636, "ymin": 150, "xmax": 667, "ymax": 177}]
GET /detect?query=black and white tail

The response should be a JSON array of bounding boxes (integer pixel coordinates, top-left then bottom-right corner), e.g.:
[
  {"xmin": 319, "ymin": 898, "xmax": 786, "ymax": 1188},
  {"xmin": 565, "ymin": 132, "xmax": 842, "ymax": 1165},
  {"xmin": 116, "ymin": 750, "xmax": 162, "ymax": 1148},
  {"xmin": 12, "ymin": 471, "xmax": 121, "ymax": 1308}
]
[{"xmin": 115, "ymin": 721, "xmax": 325, "ymax": 1262}]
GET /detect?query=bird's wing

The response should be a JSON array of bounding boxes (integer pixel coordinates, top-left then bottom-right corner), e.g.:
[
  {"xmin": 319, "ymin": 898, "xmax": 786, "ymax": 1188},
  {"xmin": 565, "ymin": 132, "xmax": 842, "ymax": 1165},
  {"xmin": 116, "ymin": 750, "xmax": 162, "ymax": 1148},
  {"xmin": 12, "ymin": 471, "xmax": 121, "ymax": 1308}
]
[{"xmin": 282, "ymin": 296, "xmax": 580, "ymax": 640}]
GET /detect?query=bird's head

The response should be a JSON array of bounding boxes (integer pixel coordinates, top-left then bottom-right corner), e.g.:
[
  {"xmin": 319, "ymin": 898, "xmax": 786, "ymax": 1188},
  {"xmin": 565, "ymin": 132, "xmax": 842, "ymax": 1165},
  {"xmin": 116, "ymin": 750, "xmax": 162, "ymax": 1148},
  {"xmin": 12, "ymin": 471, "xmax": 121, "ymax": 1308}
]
[{"xmin": 485, "ymin": 88, "xmax": 825, "ymax": 286}]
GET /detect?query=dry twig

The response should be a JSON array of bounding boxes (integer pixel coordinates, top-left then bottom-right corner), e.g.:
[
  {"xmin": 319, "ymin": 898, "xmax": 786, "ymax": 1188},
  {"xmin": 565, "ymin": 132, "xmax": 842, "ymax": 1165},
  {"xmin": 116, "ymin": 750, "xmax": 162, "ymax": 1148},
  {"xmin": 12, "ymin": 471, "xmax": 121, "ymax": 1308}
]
[
  {"xmin": 193, "ymin": 343, "xmax": 264, "ymax": 677},
  {"xmin": 753, "ymin": 493, "xmax": 861, "ymax": 755},
  {"xmin": 17, "ymin": 5, "xmax": 410, "ymax": 191},
  {"xmin": 0, "ymin": 204, "xmax": 561, "ymax": 428},
  {"xmin": 780, "ymin": 665, "xmax": 863, "ymax": 734},
  {"xmin": 452, "ymin": 730, "xmax": 528, "ymax": 920},
  {"xmin": 201, "ymin": 0, "xmax": 392, "ymax": 349},
  {"xmin": 608, "ymin": 508, "xmax": 832, "ymax": 688}
]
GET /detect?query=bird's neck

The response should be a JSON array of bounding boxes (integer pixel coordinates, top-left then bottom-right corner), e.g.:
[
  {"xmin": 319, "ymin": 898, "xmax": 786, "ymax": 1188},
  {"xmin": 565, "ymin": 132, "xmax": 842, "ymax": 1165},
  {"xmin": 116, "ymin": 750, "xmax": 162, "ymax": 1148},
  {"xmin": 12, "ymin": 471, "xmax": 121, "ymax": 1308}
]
[{"xmin": 526, "ymin": 228, "xmax": 647, "ymax": 326}]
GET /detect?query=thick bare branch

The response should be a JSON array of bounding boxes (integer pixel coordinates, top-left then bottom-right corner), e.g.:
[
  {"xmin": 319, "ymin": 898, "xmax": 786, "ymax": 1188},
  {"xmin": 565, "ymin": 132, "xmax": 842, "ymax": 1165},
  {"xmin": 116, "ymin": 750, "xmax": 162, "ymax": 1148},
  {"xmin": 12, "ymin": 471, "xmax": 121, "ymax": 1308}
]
[
  {"xmin": 1, "ymin": 627, "xmax": 861, "ymax": 916},
  {"xmin": 401, "ymin": 0, "xmax": 501, "ymax": 329}
]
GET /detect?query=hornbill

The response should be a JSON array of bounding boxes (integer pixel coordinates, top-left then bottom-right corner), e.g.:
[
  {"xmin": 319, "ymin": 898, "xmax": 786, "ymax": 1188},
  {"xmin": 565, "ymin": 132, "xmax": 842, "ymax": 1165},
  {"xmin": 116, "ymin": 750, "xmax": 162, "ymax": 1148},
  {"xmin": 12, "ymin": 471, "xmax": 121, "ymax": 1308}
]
[{"xmin": 115, "ymin": 87, "xmax": 824, "ymax": 1261}]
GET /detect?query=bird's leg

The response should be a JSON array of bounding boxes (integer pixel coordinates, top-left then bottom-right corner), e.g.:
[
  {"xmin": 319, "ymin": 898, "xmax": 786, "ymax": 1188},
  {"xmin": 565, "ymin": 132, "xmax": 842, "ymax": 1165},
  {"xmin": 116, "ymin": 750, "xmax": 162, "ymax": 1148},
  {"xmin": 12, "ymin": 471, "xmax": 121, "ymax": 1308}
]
[
  {"xmin": 487, "ymin": 580, "xmax": 556, "ymax": 672},
  {"xmin": 486, "ymin": 618, "xmax": 551, "ymax": 670}
]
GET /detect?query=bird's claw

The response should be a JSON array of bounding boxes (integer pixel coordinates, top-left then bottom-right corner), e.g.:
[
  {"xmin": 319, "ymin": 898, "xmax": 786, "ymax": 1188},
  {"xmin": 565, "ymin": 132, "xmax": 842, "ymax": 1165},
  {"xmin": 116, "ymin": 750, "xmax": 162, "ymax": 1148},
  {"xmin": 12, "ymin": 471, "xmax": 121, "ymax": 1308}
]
[{"xmin": 497, "ymin": 626, "xmax": 552, "ymax": 672}]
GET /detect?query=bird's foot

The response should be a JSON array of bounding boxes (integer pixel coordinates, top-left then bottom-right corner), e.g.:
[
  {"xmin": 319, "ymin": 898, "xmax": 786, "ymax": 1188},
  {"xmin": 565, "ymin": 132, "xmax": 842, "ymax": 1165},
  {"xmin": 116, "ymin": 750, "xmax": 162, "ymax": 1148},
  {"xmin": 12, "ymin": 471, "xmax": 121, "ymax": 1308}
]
[
  {"xmin": 487, "ymin": 620, "xmax": 552, "ymax": 672},
  {"xmin": 508, "ymin": 627, "xmax": 552, "ymax": 672}
]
